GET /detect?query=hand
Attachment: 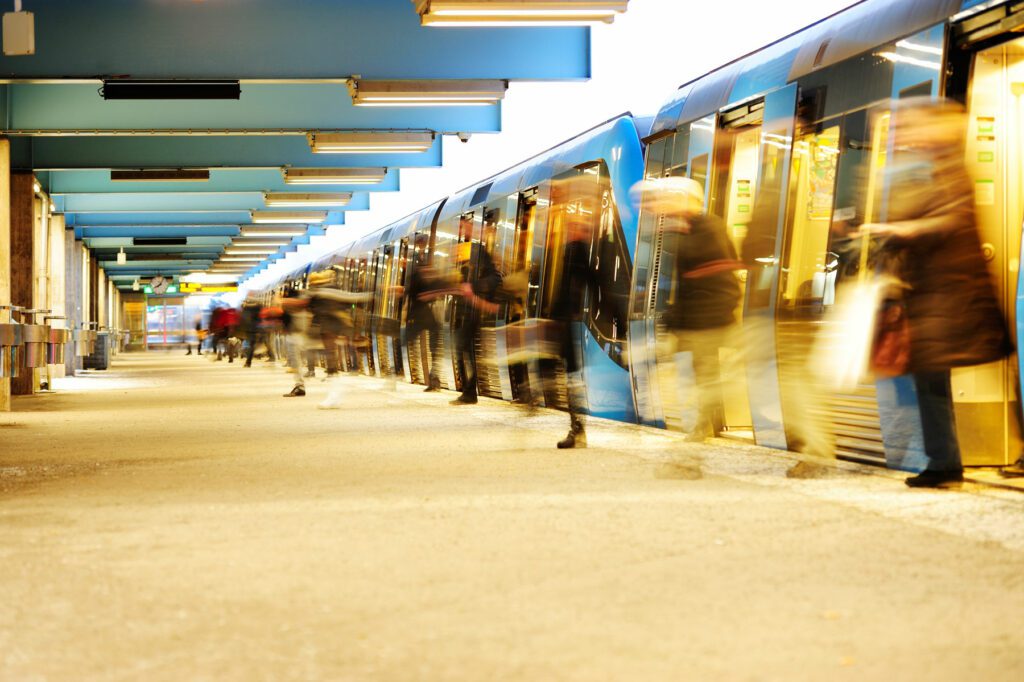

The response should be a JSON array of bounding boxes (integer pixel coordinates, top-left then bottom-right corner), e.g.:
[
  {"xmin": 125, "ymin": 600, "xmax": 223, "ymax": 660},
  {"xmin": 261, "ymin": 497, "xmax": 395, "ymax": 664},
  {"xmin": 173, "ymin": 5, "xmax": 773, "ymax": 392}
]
[{"xmin": 856, "ymin": 222, "xmax": 896, "ymax": 238}]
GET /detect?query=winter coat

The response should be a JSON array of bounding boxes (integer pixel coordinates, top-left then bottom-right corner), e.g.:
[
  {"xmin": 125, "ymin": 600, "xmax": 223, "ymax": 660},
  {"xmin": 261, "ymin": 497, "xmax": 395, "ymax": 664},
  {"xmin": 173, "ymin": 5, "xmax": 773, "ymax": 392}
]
[
  {"xmin": 883, "ymin": 153, "xmax": 1010, "ymax": 373},
  {"xmin": 664, "ymin": 214, "xmax": 743, "ymax": 331}
]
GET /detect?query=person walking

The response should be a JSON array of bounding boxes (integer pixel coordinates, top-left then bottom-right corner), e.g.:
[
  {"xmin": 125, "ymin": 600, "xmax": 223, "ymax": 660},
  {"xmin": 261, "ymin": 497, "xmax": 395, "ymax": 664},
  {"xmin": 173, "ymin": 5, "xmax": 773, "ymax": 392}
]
[
  {"xmin": 861, "ymin": 98, "xmax": 1010, "ymax": 488},
  {"xmin": 642, "ymin": 176, "xmax": 743, "ymax": 442},
  {"xmin": 450, "ymin": 237, "xmax": 501, "ymax": 405},
  {"xmin": 400, "ymin": 235, "xmax": 443, "ymax": 392}
]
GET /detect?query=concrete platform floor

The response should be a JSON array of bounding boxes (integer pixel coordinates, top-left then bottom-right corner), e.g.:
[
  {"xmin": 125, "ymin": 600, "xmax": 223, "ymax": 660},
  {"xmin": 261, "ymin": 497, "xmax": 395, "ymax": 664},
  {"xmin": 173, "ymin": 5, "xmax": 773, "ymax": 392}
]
[{"xmin": 1, "ymin": 351, "xmax": 1023, "ymax": 681}]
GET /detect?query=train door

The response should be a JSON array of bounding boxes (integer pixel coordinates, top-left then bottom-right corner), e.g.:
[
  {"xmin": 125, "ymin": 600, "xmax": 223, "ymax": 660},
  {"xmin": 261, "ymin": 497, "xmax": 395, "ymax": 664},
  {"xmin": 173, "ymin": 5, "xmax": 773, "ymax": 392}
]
[
  {"xmin": 475, "ymin": 202, "xmax": 514, "ymax": 400},
  {"xmin": 944, "ymin": 11, "xmax": 1024, "ymax": 465},
  {"xmin": 702, "ymin": 100, "xmax": 764, "ymax": 441},
  {"xmin": 506, "ymin": 188, "xmax": 540, "ymax": 401}
]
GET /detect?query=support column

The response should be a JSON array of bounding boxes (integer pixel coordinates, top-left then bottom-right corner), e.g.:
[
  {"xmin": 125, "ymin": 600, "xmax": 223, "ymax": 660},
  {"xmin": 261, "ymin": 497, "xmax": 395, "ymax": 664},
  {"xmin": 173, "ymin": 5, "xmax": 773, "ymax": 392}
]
[
  {"xmin": 48, "ymin": 213, "xmax": 66, "ymax": 378},
  {"xmin": 0, "ymin": 139, "xmax": 10, "ymax": 412},
  {"xmin": 64, "ymin": 229, "xmax": 81, "ymax": 375},
  {"xmin": 10, "ymin": 172, "xmax": 34, "ymax": 396}
]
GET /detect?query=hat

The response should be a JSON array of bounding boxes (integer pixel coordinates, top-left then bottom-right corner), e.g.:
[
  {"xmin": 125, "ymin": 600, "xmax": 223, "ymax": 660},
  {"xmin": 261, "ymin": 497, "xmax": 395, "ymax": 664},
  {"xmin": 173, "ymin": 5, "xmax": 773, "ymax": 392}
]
[
  {"xmin": 307, "ymin": 270, "xmax": 334, "ymax": 287},
  {"xmin": 630, "ymin": 176, "xmax": 705, "ymax": 206}
]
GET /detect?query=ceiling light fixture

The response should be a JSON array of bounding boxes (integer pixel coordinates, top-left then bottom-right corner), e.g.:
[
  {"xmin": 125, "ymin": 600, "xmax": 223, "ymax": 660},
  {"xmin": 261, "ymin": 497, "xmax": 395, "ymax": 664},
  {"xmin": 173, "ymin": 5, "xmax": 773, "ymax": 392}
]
[
  {"xmin": 250, "ymin": 211, "xmax": 327, "ymax": 224},
  {"xmin": 347, "ymin": 78, "xmax": 506, "ymax": 107},
  {"xmin": 413, "ymin": 0, "xmax": 629, "ymax": 26},
  {"xmin": 117, "ymin": 248, "xmax": 127, "ymax": 265},
  {"xmin": 230, "ymin": 240, "xmax": 292, "ymax": 247},
  {"xmin": 219, "ymin": 257, "xmax": 264, "ymax": 263},
  {"xmin": 111, "ymin": 169, "xmax": 210, "ymax": 182},
  {"xmin": 224, "ymin": 248, "xmax": 280, "ymax": 255},
  {"xmin": 101, "ymin": 80, "xmax": 241, "ymax": 100},
  {"xmin": 263, "ymin": 192, "xmax": 353, "ymax": 208},
  {"xmin": 239, "ymin": 226, "xmax": 308, "ymax": 237},
  {"xmin": 282, "ymin": 167, "xmax": 388, "ymax": 185},
  {"xmin": 307, "ymin": 132, "xmax": 434, "ymax": 154}
]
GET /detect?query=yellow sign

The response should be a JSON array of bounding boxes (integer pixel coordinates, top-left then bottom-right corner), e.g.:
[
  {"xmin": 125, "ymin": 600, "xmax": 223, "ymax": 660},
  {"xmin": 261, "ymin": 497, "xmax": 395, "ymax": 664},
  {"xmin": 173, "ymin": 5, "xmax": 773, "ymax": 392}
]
[{"xmin": 180, "ymin": 282, "xmax": 238, "ymax": 294}]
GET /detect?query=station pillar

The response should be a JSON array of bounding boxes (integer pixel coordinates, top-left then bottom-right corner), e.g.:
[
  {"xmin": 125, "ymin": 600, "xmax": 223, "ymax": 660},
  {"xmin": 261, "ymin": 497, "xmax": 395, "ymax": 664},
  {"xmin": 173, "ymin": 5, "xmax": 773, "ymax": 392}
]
[
  {"xmin": 0, "ymin": 139, "xmax": 9, "ymax": 411},
  {"xmin": 10, "ymin": 172, "xmax": 34, "ymax": 396}
]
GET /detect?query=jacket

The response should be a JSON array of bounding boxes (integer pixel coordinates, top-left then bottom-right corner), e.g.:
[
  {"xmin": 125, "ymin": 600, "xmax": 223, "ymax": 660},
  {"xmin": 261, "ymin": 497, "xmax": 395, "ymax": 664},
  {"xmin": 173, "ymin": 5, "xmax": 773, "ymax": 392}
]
[
  {"xmin": 664, "ymin": 214, "xmax": 742, "ymax": 331},
  {"xmin": 883, "ymin": 154, "xmax": 1010, "ymax": 372}
]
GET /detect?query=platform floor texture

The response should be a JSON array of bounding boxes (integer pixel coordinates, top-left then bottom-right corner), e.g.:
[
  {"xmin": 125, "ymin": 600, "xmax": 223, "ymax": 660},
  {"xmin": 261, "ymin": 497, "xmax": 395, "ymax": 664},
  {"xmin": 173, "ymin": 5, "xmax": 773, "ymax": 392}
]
[{"xmin": 1, "ymin": 352, "xmax": 1022, "ymax": 681}]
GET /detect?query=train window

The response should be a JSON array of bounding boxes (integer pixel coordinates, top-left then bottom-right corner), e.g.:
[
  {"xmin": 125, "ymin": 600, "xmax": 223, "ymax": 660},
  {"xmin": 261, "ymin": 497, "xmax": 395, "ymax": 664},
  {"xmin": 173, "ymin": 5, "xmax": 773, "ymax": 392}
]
[
  {"xmin": 798, "ymin": 50, "xmax": 894, "ymax": 123},
  {"xmin": 688, "ymin": 115, "xmax": 715, "ymax": 202},
  {"xmin": 777, "ymin": 122, "xmax": 841, "ymax": 312}
]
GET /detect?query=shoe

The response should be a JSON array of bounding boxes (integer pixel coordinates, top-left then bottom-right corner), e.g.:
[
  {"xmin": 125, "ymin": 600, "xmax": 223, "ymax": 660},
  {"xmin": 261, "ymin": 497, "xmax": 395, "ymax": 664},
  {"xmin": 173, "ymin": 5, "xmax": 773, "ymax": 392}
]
[
  {"xmin": 304, "ymin": 370, "xmax": 315, "ymax": 378},
  {"xmin": 244, "ymin": 362, "xmax": 251, "ymax": 368},
  {"xmin": 283, "ymin": 386, "xmax": 306, "ymax": 397},
  {"xmin": 423, "ymin": 384, "xmax": 441, "ymax": 393},
  {"xmin": 999, "ymin": 463, "xmax": 1024, "ymax": 478},
  {"xmin": 557, "ymin": 430, "xmax": 587, "ymax": 449},
  {"xmin": 905, "ymin": 470, "xmax": 964, "ymax": 489},
  {"xmin": 450, "ymin": 396, "xmax": 477, "ymax": 405},
  {"xmin": 186, "ymin": 350, "xmax": 192, "ymax": 356},
  {"xmin": 318, "ymin": 393, "xmax": 341, "ymax": 410}
]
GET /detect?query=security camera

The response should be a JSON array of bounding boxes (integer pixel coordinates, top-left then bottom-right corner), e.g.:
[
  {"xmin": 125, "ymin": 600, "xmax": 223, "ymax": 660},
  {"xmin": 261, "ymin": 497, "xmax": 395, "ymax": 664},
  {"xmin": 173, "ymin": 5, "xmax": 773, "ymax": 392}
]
[{"xmin": 457, "ymin": 132, "xmax": 472, "ymax": 144}]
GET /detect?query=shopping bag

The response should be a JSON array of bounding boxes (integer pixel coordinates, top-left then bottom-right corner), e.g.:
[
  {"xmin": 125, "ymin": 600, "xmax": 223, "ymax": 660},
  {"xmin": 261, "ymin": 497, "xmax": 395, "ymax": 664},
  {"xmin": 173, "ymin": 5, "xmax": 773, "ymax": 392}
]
[
  {"xmin": 870, "ymin": 295, "xmax": 910, "ymax": 377},
  {"xmin": 811, "ymin": 277, "xmax": 887, "ymax": 391}
]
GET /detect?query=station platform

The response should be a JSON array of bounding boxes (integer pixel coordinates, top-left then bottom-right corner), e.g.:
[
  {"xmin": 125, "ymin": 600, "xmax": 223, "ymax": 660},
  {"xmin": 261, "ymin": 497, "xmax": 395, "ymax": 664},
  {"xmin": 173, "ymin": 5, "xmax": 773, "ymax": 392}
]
[{"xmin": 1, "ymin": 353, "xmax": 1023, "ymax": 680}]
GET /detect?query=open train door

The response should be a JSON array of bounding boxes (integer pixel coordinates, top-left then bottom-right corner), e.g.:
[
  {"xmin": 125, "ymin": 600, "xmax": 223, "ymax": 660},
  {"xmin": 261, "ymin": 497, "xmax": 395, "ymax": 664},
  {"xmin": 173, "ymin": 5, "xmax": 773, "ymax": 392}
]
[
  {"xmin": 934, "ymin": 3, "xmax": 1024, "ymax": 465},
  {"xmin": 741, "ymin": 83, "xmax": 799, "ymax": 450}
]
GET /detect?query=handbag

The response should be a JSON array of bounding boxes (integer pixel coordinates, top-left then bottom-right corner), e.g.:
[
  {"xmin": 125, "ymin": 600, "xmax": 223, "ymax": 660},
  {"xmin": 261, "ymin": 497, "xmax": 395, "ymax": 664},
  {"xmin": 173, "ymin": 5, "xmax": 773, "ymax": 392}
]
[{"xmin": 870, "ymin": 295, "xmax": 910, "ymax": 377}]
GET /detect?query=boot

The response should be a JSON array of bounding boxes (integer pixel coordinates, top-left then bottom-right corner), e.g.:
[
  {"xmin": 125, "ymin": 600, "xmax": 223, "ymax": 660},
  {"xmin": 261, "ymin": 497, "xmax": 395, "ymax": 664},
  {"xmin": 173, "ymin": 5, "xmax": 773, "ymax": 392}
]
[{"xmin": 557, "ymin": 413, "xmax": 586, "ymax": 449}]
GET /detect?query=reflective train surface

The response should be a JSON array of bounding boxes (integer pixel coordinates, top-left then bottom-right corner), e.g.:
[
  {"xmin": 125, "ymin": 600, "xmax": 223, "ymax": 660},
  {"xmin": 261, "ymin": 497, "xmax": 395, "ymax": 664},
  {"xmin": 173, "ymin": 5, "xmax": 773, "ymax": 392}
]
[{"xmin": 273, "ymin": 0, "xmax": 1024, "ymax": 469}]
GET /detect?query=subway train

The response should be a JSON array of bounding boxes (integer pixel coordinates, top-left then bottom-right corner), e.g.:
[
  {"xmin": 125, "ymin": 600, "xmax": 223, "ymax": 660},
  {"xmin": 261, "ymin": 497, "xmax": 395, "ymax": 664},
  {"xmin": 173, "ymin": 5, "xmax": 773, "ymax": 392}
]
[{"xmin": 272, "ymin": 0, "xmax": 1024, "ymax": 470}]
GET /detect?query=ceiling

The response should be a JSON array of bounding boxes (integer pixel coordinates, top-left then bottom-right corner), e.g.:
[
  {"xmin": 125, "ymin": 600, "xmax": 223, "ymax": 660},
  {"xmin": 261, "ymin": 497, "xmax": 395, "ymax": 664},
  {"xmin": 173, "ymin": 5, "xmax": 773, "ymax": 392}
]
[{"xmin": 0, "ymin": 0, "xmax": 600, "ymax": 289}]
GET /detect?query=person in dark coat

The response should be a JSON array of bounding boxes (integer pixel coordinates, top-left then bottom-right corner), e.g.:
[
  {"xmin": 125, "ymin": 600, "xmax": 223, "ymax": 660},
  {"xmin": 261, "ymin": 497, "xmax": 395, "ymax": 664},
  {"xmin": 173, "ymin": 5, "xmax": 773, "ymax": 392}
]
[
  {"xmin": 641, "ymin": 176, "xmax": 743, "ymax": 442},
  {"xmin": 401, "ymin": 235, "xmax": 443, "ymax": 392},
  {"xmin": 862, "ymin": 98, "xmax": 1011, "ymax": 488},
  {"xmin": 450, "ymin": 238, "xmax": 501, "ymax": 405},
  {"xmin": 546, "ymin": 197, "xmax": 599, "ymax": 448}
]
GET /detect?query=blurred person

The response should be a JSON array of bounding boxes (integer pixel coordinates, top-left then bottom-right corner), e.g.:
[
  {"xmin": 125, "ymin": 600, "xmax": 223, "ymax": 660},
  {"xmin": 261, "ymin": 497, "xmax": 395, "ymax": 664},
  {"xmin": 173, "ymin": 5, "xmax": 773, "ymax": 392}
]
[
  {"xmin": 398, "ymin": 234, "xmax": 444, "ymax": 392},
  {"xmin": 280, "ymin": 288, "xmax": 307, "ymax": 398},
  {"xmin": 861, "ymin": 98, "xmax": 1010, "ymax": 489},
  {"xmin": 640, "ymin": 176, "xmax": 743, "ymax": 442},
  {"xmin": 449, "ymin": 233, "xmax": 502, "ymax": 405},
  {"xmin": 545, "ymin": 183, "xmax": 599, "ymax": 449},
  {"xmin": 301, "ymin": 269, "xmax": 372, "ymax": 409},
  {"xmin": 210, "ymin": 305, "xmax": 240, "ymax": 362},
  {"xmin": 241, "ymin": 296, "xmax": 276, "ymax": 367}
]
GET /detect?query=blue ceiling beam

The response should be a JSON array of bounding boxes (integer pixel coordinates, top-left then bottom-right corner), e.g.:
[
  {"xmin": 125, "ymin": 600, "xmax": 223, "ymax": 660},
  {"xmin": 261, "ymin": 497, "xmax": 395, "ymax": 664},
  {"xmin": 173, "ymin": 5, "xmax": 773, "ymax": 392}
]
[
  {"xmin": 84, "ymin": 237, "xmax": 236, "ymax": 248},
  {"xmin": 43, "ymin": 169, "xmax": 401, "ymax": 194},
  {"xmin": 0, "ymin": 0, "xmax": 589, "ymax": 80},
  {"xmin": 75, "ymin": 224, "xmax": 330, "ymax": 239},
  {"xmin": 64, "ymin": 210, "xmax": 345, "ymax": 226},
  {"xmin": 4, "ymin": 84, "xmax": 501, "ymax": 133},
  {"xmin": 24, "ymin": 135, "xmax": 443, "ymax": 170},
  {"xmin": 54, "ymin": 192, "xmax": 369, "ymax": 213}
]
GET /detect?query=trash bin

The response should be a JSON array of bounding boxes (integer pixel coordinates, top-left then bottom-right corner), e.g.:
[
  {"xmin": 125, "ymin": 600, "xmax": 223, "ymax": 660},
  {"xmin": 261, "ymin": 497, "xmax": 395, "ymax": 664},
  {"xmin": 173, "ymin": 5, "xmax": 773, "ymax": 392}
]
[{"xmin": 83, "ymin": 330, "xmax": 111, "ymax": 370}]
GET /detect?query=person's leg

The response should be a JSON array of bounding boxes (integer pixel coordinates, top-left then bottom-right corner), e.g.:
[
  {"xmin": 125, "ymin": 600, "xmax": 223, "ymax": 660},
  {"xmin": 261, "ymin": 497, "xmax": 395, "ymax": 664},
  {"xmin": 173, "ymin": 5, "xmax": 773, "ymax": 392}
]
[
  {"xmin": 689, "ymin": 328, "xmax": 726, "ymax": 440},
  {"xmin": 452, "ymin": 312, "xmax": 478, "ymax": 403},
  {"xmin": 425, "ymin": 321, "xmax": 442, "ymax": 389},
  {"xmin": 284, "ymin": 334, "xmax": 305, "ymax": 396},
  {"xmin": 244, "ymin": 333, "xmax": 255, "ymax": 367},
  {"xmin": 558, "ymin": 323, "xmax": 588, "ymax": 448},
  {"xmin": 906, "ymin": 370, "xmax": 963, "ymax": 487}
]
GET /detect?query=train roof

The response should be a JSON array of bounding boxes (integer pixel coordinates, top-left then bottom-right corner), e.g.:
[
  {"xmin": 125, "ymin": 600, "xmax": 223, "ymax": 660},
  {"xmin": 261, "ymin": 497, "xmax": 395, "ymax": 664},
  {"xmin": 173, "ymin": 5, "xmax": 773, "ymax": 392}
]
[
  {"xmin": 650, "ymin": 0, "xmax": 987, "ymax": 138},
  {"xmin": 436, "ymin": 113, "xmax": 643, "ymax": 225}
]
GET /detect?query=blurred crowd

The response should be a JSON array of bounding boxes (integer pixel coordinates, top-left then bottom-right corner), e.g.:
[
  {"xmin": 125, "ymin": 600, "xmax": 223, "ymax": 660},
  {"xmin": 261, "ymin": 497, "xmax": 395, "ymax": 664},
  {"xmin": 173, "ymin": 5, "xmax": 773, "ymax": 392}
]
[{"xmin": 183, "ymin": 98, "xmax": 1024, "ymax": 489}]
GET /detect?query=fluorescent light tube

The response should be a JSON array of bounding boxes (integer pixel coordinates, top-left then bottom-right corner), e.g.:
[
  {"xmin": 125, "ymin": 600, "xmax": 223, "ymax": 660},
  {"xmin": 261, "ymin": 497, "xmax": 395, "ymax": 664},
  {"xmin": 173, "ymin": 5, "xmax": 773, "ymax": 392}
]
[
  {"xmin": 348, "ymin": 79, "xmax": 506, "ymax": 107},
  {"xmin": 239, "ymin": 226, "xmax": 307, "ymax": 237},
  {"xmin": 414, "ymin": 0, "xmax": 628, "ymax": 25},
  {"xmin": 263, "ymin": 192, "xmax": 353, "ymax": 208},
  {"xmin": 307, "ymin": 132, "xmax": 434, "ymax": 154},
  {"xmin": 282, "ymin": 167, "xmax": 388, "ymax": 185},
  {"xmin": 250, "ymin": 211, "xmax": 327, "ymax": 224}
]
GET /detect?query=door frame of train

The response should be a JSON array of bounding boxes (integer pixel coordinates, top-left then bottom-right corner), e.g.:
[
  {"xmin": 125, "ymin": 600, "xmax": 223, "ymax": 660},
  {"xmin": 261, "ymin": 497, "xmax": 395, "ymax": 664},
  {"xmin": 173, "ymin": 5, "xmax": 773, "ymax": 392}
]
[{"xmin": 744, "ymin": 84, "xmax": 798, "ymax": 450}]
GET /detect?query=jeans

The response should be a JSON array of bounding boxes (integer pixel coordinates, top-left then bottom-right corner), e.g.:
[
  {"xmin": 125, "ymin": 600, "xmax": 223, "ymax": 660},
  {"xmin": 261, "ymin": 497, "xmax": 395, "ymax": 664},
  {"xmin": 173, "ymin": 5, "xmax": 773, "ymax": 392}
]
[{"xmin": 913, "ymin": 370, "xmax": 962, "ymax": 472}]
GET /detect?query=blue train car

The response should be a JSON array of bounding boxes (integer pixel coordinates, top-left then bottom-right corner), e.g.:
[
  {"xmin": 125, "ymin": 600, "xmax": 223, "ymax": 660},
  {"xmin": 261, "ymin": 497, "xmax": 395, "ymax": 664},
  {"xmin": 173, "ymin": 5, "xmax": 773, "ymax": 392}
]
[
  {"xmin": 632, "ymin": 0, "xmax": 1024, "ymax": 468},
  {"xmin": 297, "ymin": 114, "xmax": 647, "ymax": 421}
]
